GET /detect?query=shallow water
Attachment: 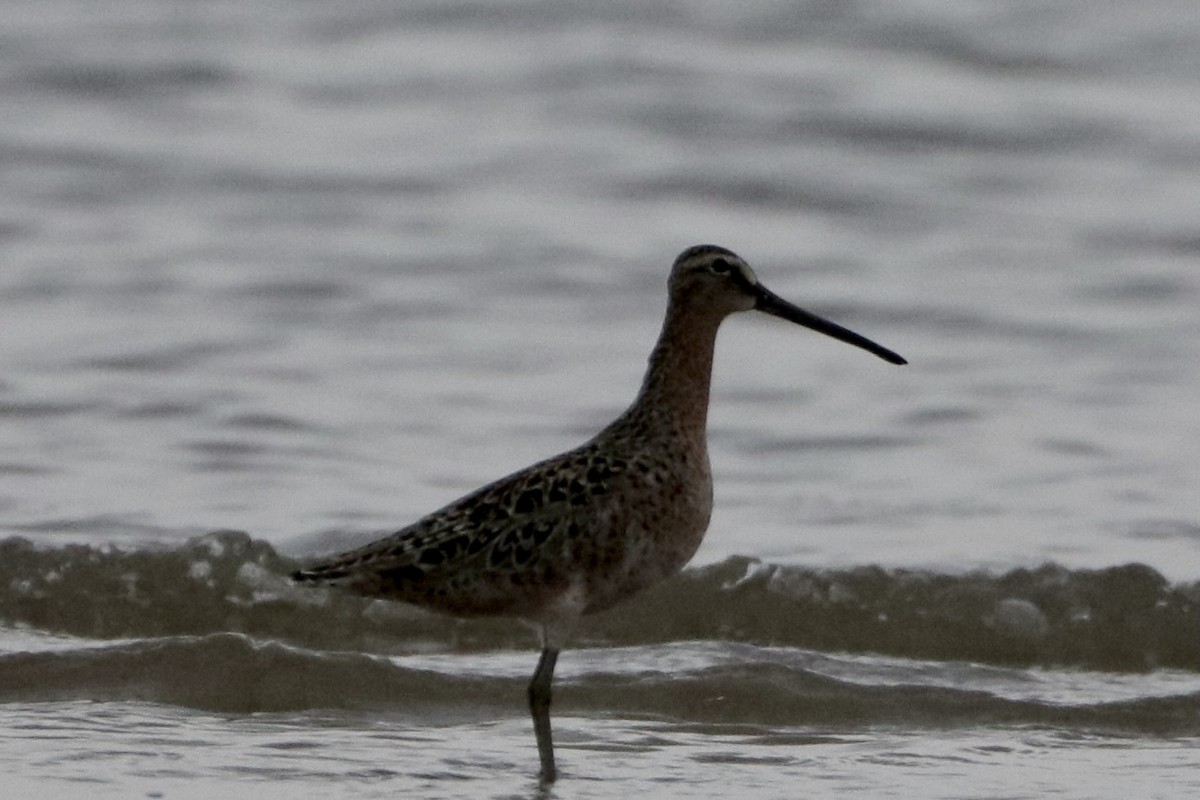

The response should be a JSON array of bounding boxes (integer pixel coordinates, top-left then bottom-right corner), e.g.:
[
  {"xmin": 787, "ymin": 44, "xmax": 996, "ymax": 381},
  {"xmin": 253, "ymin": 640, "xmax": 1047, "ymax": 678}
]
[
  {"xmin": 3, "ymin": 694, "xmax": 1199, "ymax": 800},
  {"xmin": 2, "ymin": 536, "xmax": 1199, "ymax": 797},
  {"xmin": 3, "ymin": 0, "xmax": 1200, "ymax": 796}
]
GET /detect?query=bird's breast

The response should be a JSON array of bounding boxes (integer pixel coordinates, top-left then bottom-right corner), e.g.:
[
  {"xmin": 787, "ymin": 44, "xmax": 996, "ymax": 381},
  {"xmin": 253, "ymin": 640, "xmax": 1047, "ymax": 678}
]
[{"xmin": 573, "ymin": 445, "xmax": 713, "ymax": 614}]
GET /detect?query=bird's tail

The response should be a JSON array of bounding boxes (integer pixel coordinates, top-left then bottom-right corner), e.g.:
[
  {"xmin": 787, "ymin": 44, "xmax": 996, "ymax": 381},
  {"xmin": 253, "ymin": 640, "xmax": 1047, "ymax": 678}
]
[{"xmin": 291, "ymin": 560, "xmax": 352, "ymax": 586}]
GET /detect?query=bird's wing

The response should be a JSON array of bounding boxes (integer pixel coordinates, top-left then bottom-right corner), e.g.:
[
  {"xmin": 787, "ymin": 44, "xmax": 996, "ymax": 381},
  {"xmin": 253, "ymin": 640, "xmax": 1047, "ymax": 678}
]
[{"xmin": 292, "ymin": 445, "xmax": 629, "ymax": 588}]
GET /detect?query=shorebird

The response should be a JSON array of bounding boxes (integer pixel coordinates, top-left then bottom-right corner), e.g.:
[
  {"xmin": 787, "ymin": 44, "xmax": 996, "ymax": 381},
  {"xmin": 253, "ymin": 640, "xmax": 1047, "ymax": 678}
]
[{"xmin": 293, "ymin": 245, "xmax": 906, "ymax": 782}]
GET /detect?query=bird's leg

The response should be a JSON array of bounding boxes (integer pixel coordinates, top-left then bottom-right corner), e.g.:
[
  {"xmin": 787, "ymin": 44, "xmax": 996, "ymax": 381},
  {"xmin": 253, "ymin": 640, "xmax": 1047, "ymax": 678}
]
[{"xmin": 528, "ymin": 646, "xmax": 560, "ymax": 783}]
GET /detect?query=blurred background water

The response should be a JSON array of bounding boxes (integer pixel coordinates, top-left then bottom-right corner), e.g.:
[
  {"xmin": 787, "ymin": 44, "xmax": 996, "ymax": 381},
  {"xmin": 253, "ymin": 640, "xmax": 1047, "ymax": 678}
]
[{"xmin": 2, "ymin": 1, "xmax": 1199, "ymax": 797}]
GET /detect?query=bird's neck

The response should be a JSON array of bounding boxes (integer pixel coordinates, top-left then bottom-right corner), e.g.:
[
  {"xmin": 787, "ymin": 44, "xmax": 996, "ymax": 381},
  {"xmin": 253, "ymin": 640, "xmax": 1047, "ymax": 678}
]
[{"xmin": 621, "ymin": 300, "xmax": 724, "ymax": 443}]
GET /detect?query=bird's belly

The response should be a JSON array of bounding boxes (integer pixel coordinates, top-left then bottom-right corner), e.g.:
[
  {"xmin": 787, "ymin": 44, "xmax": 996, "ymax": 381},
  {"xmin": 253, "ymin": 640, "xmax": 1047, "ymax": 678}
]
[{"xmin": 575, "ymin": 494, "xmax": 712, "ymax": 615}]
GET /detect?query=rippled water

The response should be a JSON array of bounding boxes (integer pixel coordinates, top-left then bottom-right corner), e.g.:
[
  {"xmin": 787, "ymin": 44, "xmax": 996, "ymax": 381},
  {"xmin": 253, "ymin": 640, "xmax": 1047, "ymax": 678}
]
[
  {"xmin": 4, "ymin": 701, "xmax": 1198, "ymax": 800},
  {"xmin": 3, "ymin": 0, "xmax": 1200, "ymax": 796}
]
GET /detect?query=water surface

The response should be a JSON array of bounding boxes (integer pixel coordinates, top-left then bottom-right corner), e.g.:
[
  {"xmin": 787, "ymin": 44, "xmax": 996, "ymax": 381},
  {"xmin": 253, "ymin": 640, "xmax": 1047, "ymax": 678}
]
[{"xmin": 2, "ymin": 1, "xmax": 1199, "ymax": 797}]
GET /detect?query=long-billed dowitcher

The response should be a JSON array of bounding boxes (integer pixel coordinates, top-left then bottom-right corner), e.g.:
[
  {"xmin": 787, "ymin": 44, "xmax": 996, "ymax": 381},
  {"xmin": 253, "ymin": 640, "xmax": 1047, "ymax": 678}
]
[{"xmin": 293, "ymin": 245, "xmax": 906, "ymax": 782}]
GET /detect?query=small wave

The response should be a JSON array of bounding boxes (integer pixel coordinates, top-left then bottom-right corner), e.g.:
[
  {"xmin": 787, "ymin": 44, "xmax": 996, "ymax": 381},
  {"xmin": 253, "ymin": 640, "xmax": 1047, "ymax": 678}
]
[
  {"xmin": 20, "ymin": 62, "xmax": 234, "ymax": 98},
  {"xmin": 2, "ymin": 632, "xmax": 1198, "ymax": 736},
  {"xmin": 1, "ymin": 532, "xmax": 1198, "ymax": 673},
  {"xmin": 0, "ymin": 632, "xmax": 497, "ymax": 714}
]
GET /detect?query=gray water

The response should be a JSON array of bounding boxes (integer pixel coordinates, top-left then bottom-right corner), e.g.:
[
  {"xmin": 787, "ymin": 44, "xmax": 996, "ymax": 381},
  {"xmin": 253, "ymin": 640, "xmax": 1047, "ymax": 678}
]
[{"xmin": 3, "ymin": 1, "xmax": 1200, "ymax": 797}]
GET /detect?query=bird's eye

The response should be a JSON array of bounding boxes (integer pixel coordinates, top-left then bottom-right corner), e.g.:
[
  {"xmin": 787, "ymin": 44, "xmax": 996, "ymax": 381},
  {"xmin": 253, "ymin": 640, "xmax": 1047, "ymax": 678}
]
[{"xmin": 711, "ymin": 258, "xmax": 733, "ymax": 274}]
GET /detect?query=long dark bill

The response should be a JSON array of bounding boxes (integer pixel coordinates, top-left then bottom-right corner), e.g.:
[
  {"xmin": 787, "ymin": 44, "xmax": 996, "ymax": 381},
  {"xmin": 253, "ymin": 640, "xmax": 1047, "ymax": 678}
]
[{"xmin": 755, "ymin": 284, "xmax": 907, "ymax": 365}]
